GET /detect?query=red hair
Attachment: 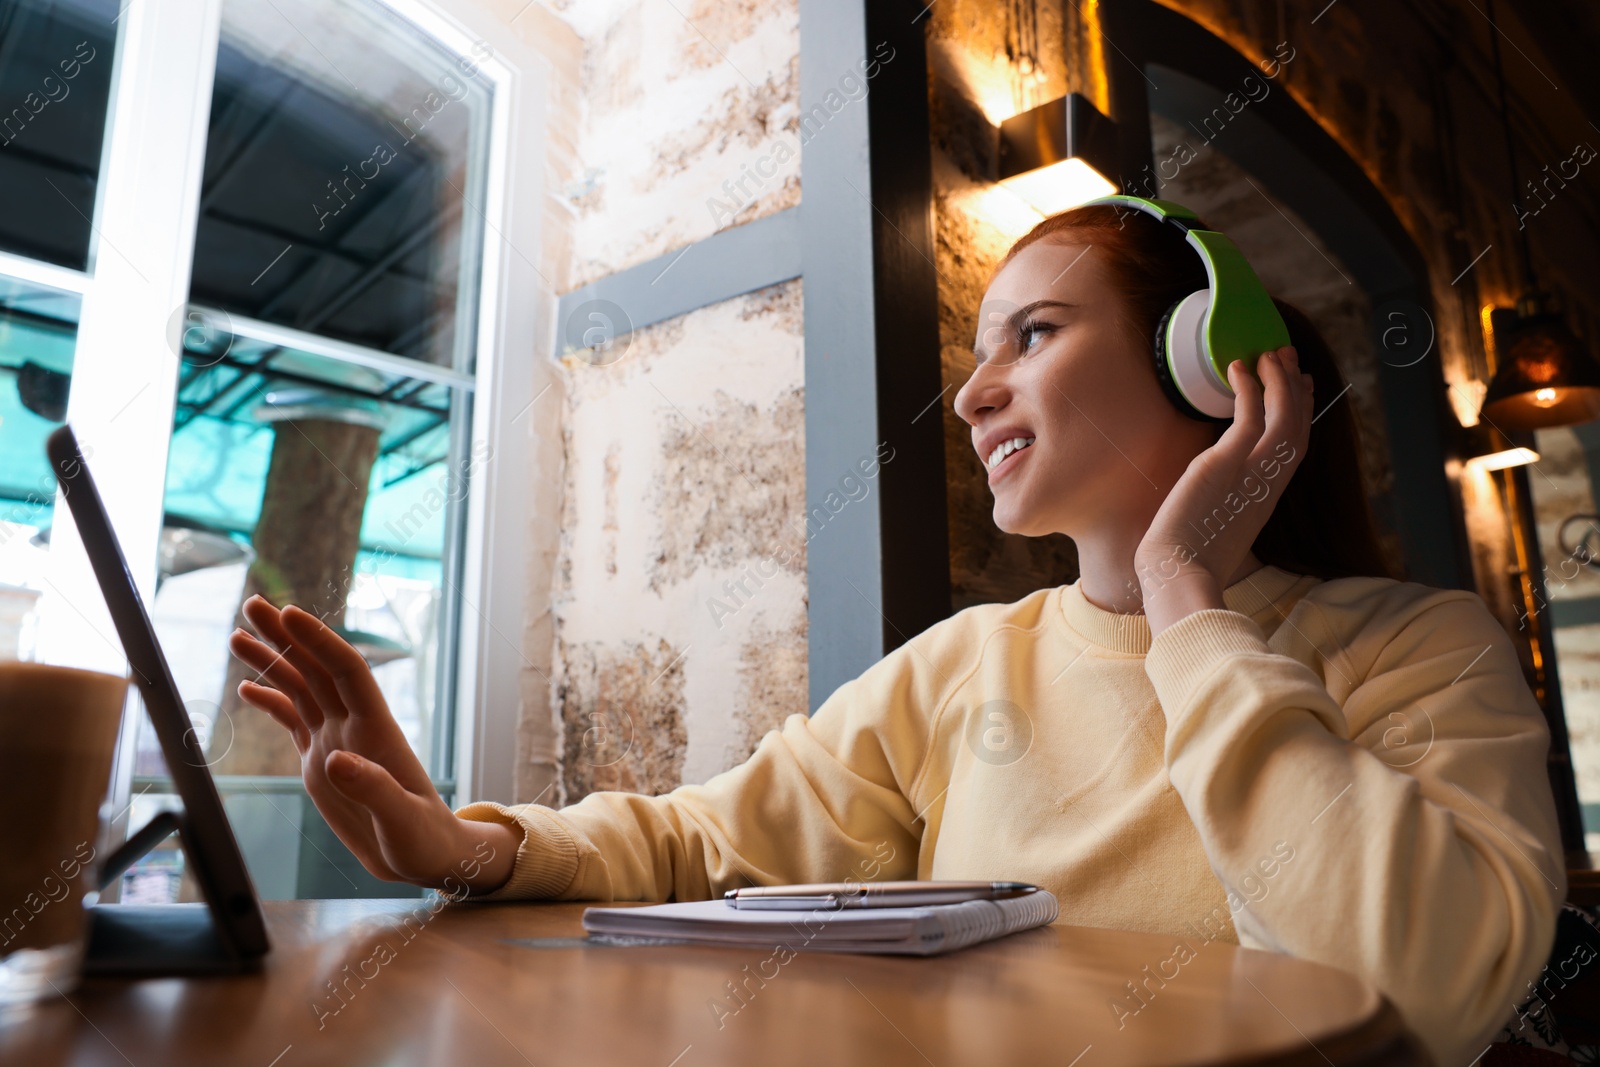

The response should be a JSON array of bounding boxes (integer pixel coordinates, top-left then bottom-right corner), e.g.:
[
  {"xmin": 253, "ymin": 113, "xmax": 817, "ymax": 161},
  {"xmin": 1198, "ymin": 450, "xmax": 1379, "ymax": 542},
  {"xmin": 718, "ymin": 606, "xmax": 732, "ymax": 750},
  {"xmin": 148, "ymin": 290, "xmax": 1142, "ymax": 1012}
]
[{"xmin": 990, "ymin": 203, "xmax": 1401, "ymax": 582}]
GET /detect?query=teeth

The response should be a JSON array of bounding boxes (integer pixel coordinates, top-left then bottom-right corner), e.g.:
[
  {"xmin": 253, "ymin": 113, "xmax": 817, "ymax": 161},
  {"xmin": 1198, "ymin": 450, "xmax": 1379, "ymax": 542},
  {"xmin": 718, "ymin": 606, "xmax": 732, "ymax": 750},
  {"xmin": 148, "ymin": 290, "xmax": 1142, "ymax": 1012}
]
[{"xmin": 985, "ymin": 436, "xmax": 1036, "ymax": 472}]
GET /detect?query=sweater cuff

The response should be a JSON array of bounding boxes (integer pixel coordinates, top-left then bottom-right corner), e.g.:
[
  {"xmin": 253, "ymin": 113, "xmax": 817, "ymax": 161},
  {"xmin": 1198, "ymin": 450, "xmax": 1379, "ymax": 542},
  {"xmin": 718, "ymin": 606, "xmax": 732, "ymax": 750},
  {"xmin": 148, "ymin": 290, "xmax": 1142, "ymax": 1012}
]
[
  {"xmin": 1144, "ymin": 608, "xmax": 1273, "ymax": 712},
  {"xmin": 453, "ymin": 800, "xmax": 580, "ymax": 901}
]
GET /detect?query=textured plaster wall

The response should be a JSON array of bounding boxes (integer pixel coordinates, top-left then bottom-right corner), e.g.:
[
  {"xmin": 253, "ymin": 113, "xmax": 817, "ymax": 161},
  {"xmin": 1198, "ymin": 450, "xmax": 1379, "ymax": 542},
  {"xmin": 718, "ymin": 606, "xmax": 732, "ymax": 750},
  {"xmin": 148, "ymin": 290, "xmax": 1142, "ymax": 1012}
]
[
  {"xmin": 546, "ymin": 0, "xmax": 801, "ymax": 288},
  {"xmin": 492, "ymin": 0, "xmax": 806, "ymax": 806},
  {"xmin": 463, "ymin": 0, "xmax": 807, "ymax": 807},
  {"xmin": 553, "ymin": 283, "xmax": 807, "ymax": 804},
  {"xmin": 533, "ymin": 0, "xmax": 807, "ymax": 805}
]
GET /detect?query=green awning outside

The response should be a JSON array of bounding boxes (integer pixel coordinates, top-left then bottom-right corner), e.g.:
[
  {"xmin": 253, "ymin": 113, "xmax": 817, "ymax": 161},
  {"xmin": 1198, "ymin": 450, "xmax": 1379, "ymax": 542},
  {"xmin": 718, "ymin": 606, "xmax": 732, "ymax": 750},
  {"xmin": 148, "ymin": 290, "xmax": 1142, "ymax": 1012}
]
[{"xmin": 3, "ymin": 294, "xmax": 460, "ymax": 584}]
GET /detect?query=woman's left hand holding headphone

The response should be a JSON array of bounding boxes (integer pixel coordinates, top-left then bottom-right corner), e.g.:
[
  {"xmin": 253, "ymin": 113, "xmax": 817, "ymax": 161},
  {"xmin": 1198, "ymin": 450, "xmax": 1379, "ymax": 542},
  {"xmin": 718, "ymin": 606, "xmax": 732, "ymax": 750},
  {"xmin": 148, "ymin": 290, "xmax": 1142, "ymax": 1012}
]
[{"xmin": 1134, "ymin": 345, "xmax": 1315, "ymax": 639}]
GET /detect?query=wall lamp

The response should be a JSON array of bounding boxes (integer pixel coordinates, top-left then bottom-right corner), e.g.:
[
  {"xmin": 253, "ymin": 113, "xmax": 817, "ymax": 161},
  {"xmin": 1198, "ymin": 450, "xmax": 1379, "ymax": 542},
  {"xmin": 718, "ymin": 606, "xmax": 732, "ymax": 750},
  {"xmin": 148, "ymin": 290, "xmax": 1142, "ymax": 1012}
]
[
  {"xmin": 1469, "ymin": 443, "xmax": 1540, "ymax": 472},
  {"xmin": 1461, "ymin": 420, "xmax": 1539, "ymax": 473},
  {"xmin": 996, "ymin": 92, "xmax": 1119, "ymax": 215}
]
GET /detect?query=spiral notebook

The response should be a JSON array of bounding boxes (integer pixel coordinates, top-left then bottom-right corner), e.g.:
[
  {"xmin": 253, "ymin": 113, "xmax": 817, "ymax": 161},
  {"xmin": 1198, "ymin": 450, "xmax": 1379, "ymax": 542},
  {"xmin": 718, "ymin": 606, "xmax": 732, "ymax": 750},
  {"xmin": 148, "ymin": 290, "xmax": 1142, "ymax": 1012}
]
[{"xmin": 581, "ymin": 889, "xmax": 1059, "ymax": 956}]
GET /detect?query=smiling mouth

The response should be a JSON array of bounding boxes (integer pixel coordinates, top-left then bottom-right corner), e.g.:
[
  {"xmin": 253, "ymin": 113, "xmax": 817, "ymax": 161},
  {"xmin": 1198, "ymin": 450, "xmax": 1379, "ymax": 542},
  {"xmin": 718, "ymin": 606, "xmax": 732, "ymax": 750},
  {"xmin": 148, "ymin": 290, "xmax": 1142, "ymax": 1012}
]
[{"xmin": 985, "ymin": 436, "xmax": 1036, "ymax": 472}]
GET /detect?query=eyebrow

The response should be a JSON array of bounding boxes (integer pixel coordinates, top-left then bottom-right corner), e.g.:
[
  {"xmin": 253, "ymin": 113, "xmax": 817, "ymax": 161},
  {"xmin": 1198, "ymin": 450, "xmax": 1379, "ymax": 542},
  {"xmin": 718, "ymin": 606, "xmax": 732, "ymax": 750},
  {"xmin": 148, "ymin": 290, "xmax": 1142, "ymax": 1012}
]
[{"xmin": 972, "ymin": 300, "xmax": 1080, "ymax": 363}]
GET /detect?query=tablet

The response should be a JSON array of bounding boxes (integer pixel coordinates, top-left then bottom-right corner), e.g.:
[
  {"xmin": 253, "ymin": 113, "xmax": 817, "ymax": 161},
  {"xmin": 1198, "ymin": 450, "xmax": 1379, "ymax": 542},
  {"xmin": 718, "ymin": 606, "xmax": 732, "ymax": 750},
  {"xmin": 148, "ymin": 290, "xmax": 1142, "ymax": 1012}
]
[{"xmin": 47, "ymin": 424, "xmax": 270, "ymax": 974}]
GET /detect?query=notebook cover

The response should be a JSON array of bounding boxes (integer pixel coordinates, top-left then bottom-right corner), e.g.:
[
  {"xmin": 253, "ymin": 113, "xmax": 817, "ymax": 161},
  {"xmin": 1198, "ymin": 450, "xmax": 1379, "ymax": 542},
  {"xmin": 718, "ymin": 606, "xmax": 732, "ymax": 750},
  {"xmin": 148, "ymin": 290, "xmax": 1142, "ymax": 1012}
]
[{"xmin": 580, "ymin": 889, "xmax": 1059, "ymax": 956}]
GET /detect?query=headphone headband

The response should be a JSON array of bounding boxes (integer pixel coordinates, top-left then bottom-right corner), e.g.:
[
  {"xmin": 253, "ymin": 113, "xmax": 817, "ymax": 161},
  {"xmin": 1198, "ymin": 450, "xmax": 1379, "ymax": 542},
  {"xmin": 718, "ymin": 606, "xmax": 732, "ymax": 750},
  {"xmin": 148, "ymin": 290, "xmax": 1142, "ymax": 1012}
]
[{"xmin": 1085, "ymin": 194, "xmax": 1201, "ymax": 228}]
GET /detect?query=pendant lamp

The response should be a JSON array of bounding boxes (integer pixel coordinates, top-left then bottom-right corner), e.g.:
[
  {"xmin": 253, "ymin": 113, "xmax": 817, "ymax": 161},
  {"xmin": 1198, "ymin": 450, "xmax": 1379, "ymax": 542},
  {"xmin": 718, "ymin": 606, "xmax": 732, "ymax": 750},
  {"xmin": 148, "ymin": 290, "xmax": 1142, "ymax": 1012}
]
[{"xmin": 1476, "ymin": 0, "xmax": 1600, "ymax": 432}]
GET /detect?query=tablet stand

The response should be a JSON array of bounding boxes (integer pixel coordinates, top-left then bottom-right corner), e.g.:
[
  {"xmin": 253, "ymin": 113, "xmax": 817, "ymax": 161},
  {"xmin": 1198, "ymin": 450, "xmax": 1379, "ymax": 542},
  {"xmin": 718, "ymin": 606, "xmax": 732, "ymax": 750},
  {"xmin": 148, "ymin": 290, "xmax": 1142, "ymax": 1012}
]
[{"xmin": 82, "ymin": 810, "xmax": 260, "ymax": 976}]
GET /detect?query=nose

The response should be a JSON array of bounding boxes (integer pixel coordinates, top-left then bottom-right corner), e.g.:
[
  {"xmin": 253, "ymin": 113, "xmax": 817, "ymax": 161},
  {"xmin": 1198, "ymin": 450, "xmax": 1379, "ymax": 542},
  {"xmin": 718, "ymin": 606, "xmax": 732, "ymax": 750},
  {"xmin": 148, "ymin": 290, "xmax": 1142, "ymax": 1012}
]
[{"xmin": 954, "ymin": 358, "xmax": 1010, "ymax": 428}]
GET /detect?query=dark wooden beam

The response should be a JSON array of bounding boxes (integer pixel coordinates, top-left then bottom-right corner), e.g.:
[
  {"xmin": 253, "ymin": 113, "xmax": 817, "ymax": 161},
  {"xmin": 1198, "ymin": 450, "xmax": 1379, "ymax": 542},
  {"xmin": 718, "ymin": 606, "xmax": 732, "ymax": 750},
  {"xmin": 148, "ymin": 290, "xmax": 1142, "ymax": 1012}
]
[{"xmin": 798, "ymin": 0, "xmax": 950, "ymax": 711}]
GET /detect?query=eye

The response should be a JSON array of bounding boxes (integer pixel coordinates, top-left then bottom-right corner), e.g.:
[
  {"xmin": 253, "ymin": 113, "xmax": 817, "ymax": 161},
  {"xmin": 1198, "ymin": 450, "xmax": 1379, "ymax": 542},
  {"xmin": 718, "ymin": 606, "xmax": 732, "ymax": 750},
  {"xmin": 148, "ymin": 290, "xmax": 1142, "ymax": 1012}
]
[{"xmin": 1018, "ymin": 318, "xmax": 1056, "ymax": 351}]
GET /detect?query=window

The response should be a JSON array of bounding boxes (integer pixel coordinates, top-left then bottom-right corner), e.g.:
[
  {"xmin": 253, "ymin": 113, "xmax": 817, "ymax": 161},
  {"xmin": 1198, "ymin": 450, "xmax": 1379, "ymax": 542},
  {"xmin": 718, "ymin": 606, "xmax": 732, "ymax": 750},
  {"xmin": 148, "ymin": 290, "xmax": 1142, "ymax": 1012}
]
[
  {"xmin": 1522, "ymin": 424, "xmax": 1600, "ymax": 852},
  {"xmin": 0, "ymin": 0, "xmax": 118, "ymax": 612},
  {"xmin": 0, "ymin": 277, "xmax": 84, "ymax": 649},
  {"xmin": 0, "ymin": 0, "xmax": 118, "ymax": 270},
  {"xmin": 0, "ymin": 0, "xmax": 521, "ymax": 901}
]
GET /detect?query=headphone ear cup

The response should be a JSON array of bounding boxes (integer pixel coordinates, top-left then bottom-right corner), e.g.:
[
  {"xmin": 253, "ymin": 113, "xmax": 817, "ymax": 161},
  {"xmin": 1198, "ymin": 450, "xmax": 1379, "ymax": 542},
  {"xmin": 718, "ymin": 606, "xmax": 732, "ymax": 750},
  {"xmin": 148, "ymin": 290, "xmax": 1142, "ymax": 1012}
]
[
  {"xmin": 1153, "ymin": 299, "xmax": 1215, "ymax": 423},
  {"xmin": 1152, "ymin": 294, "xmax": 1235, "ymax": 428}
]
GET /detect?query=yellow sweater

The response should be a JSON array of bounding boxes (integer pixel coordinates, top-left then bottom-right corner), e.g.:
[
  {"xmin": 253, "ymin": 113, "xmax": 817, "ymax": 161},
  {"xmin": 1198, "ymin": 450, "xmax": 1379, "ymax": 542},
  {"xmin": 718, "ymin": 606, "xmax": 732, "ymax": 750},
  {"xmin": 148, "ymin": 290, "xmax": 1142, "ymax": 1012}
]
[{"xmin": 455, "ymin": 563, "xmax": 1568, "ymax": 1065}]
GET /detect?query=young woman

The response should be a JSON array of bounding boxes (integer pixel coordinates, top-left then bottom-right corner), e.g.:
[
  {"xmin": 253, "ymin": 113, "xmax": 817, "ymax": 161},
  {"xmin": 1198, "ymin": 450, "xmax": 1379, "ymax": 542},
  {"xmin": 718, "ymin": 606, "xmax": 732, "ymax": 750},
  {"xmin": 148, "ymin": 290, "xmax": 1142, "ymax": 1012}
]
[{"xmin": 228, "ymin": 202, "xmax": 1568, "ymax": 1065}]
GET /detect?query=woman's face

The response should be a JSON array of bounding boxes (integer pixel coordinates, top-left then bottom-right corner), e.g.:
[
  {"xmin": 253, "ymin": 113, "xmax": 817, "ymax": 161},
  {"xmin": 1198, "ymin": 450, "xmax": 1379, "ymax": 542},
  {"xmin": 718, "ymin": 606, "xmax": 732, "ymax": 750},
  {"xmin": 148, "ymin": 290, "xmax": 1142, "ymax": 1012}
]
[{"xmin": 953, "ymin": 237, "xmax": 1221, "ymax": 539}]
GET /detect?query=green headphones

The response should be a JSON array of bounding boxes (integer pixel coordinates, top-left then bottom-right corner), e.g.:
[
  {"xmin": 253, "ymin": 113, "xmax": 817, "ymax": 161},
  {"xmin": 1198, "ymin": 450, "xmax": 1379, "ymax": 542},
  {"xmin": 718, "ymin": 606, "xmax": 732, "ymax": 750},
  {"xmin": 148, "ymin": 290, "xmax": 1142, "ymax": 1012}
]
[{"xmin": 1081, "ymin": 194, "xmax": 1291, "ymax": 422}]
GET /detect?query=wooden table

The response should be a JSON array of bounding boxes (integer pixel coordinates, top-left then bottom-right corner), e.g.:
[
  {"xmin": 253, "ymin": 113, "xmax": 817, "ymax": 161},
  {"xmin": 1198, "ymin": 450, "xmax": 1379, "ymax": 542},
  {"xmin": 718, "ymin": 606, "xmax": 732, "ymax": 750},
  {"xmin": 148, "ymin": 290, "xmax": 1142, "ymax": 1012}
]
[{"xmin": 0, "ymin": 899, "xmax": 1431, "ymax": 1066}]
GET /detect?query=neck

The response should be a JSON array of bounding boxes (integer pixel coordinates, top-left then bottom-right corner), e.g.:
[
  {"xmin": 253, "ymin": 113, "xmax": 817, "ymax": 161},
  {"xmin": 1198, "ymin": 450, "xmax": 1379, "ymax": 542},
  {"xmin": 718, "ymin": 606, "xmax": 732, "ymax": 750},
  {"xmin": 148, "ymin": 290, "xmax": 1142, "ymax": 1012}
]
[{"xmin": 1073, "ymin": 533, "xmax": 1266, "ymax": 615}]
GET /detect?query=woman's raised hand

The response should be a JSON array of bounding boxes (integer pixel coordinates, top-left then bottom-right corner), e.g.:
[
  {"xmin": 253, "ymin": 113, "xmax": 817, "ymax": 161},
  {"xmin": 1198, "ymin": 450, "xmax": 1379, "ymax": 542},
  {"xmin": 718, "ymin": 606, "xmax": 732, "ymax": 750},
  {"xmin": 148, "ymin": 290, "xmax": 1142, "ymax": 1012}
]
[
  {"xmin": 227, "ymin": 594, "xmax": 519, "ymax": 894},
  {"xmin": 1134, "ymin": 345, "xmax": 1315, "ymax": 628}
]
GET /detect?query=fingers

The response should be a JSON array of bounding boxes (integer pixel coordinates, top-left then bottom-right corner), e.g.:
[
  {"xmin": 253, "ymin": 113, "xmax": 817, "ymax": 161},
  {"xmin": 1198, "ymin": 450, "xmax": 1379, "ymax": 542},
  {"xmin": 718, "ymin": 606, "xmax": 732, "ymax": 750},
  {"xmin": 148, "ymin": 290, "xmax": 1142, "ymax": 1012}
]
[
  {"xmin": 1266, "ymin": 345, "xmax": 1313, "ymax": 403},
  {"xmin": 1257, "ymin": 349, "xmax": 1292, "ymax": 432},
  {"xmin": 279, "ymin": 605, "xmax": 391, "ymax": 724},
  {"xmin": 1231, "ymin": 347, "xmax": 1311, "ymax": 437},
  {"xmin": 1226, "ymin": 358, "xmax": 1265, "ymax": 442},
  {"xmin": 1257, "ymin": 347, "xmax": 1313, "ymax": 474},
  {"xmin": 1209, "ymin": 358, "xmax": 1265, "ymax": 477},
  {"xmin": 278, "ymin": 605, "xmax": 437, "ymax": 797},
  {"xmin": 241, "ymin": 595, "xmax": 349, "ymax": 725},
  {"xmin": 236, "ymin": 679, "xmax": 311, "ymax": 753},
  {"xmin": 1265, "ymin": 346, "xmax": 1313, "ymax": 442},
  {"xmin": 228, "ymin": 627, "xmax": 322, "ymax": 728},
  {"xmin": 240, "ymin": 592, "xmax": 290, "ymax": 642},
  {"xmin": 1210, "ymin": 349, "xmax": 1312, "ymax": 502}
]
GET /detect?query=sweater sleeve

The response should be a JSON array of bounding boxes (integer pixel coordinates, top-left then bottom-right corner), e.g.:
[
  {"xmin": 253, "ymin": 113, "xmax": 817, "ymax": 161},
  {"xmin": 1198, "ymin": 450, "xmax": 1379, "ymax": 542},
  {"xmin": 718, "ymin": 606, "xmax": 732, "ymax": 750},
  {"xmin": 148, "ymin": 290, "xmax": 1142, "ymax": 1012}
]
[
  {"xmin": 1143, "ymin": 591, "xmax": 1568, "ymax": 1067},
  {"xmin": 449, "ymin": 656, "xmax": 931, "ymax": 904}
]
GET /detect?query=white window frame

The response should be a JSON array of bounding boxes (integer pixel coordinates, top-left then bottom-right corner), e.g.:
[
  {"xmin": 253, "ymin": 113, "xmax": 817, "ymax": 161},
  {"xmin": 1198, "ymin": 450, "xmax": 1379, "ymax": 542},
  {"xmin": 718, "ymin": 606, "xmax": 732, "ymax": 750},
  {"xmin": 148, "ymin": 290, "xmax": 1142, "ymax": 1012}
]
[{"xmin": 22, "ymin": 0, "xmax": 546, "ymax": 864}]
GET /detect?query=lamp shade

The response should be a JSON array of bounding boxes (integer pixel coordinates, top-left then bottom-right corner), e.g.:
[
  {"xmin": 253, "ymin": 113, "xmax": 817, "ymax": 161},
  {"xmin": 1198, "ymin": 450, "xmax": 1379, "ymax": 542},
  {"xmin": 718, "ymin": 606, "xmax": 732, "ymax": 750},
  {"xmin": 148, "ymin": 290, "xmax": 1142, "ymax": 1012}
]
[{"xmin": 1480, "ymin": 299, "xmax": 1600, "ymax": 432}]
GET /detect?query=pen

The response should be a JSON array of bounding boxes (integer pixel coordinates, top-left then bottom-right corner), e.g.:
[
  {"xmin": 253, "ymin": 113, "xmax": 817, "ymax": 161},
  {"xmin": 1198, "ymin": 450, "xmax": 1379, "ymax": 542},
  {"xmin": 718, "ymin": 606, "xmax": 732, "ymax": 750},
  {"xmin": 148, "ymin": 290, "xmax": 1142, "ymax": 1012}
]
[{"xmin": 723, "ymin": 880, "xmax": 1038, "ymax": 910}]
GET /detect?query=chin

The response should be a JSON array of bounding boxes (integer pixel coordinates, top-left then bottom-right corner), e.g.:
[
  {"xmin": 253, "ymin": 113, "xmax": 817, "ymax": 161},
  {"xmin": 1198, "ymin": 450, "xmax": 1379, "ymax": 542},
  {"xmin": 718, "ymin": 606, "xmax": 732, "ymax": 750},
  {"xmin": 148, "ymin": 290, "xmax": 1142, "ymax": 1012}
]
[
  {"xmin": 990, "ymin": 501, "xmax": 1041, "ymax": 537},
  {"xmin": 992, "ymin": 481, "xmax": 1071, "ymax": 537}
]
